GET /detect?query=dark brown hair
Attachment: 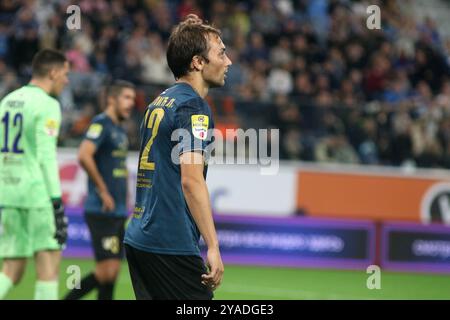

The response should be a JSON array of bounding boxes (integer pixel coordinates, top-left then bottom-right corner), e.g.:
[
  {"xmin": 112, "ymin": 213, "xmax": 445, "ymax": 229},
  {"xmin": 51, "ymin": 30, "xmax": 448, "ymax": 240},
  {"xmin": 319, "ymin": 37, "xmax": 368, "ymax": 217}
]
[
  {"xmin": 31, "ymin": 49, "xmax": 67, "ymax": 78},
  {"xmin": 167, "ymin": 14, "xmax": 221, "ymax": 79},
  {"xmin": 106, "ymin": 80, "xmax": 135, "ymax": 98}
]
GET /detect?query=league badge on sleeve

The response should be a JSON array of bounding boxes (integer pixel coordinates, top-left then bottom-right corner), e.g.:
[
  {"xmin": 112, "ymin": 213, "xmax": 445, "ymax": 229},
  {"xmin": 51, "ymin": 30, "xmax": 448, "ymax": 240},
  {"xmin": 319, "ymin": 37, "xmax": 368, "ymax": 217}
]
[
  {"xmin": 191, "ymin": 115, "xmax": 209, "ymax": 140},
  {"xmin": 86, "ymin": 123, "xmax": 103, "ymax": 139},
  {"xmin": 45, "ymin": 119, "xmax": 59, "ymax": 137}
]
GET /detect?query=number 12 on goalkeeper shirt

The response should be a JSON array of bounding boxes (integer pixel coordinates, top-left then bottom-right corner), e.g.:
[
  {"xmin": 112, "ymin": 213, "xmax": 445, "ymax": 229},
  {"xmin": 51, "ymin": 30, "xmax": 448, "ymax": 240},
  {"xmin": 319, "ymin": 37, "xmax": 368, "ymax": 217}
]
[{"xmin": 1, "ymin": 111, "xmax": 24, "ymax": 154}]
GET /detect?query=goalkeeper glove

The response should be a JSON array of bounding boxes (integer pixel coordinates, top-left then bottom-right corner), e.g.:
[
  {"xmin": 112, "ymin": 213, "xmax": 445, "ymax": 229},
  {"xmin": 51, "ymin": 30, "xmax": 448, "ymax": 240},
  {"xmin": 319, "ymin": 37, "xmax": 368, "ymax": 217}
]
[{"xmin": 52, "ymin": 198, "xmax": 68, "ymax": 247}]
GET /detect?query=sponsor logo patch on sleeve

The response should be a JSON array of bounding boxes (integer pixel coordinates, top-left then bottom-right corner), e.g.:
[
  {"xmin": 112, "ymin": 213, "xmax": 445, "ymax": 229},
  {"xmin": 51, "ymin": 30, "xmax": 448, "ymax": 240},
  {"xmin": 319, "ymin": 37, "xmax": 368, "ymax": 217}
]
[
  {"xmin": 44, "ymin": 119, "xmax": 59, "ymax": 137},
  {"xmin": 191, "ymin": 115, "xmax": 209, "ymax": 140},
  {"xmin": 86, "ymin": 123, "xmax": 103, "ymax": 139}
]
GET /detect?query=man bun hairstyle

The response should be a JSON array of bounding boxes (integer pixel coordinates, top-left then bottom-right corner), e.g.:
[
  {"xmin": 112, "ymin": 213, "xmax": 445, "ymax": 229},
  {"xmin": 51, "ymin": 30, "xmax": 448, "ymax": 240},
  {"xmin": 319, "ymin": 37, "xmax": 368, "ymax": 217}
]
[{"xmin": 167, "ymin": 14, "xmax": 221, "ymax": 79}]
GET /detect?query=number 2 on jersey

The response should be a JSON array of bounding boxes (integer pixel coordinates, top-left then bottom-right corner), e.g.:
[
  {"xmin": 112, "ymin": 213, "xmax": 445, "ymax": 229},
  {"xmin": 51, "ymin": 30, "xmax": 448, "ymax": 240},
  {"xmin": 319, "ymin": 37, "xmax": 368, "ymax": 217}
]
[
  {"xmin": 139, "ymin": 108, "xmax": 165, "ymax": 170},
  {"xmin": 1, "ymin": 111, "xmax": 24, "ymax": 154}
]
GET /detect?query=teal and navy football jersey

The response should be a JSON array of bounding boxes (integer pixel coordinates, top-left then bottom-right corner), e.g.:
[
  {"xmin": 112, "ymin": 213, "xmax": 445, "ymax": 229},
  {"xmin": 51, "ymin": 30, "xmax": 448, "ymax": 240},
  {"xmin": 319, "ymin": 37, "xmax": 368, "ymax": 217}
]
[
  {"xmin": 83, "ymin": 113, "xmax": 129, "ymax": 217},
  {"xmin": 124, "ymin": 83, "xmax": 214, "ymax": 256}
]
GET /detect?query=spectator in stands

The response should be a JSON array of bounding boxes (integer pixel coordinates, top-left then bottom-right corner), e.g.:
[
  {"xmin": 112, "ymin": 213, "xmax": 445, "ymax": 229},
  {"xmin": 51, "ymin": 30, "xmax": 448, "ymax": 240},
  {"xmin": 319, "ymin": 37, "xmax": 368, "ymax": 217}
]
[{"xmin": 0, "ymin": 0, "xmax": 449, "ymax": 170}]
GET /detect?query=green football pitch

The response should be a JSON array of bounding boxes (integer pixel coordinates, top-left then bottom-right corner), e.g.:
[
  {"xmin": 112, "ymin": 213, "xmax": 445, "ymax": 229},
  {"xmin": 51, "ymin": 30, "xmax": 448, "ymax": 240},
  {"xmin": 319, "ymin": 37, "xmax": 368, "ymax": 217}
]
[{"xmin": 2, "ymin": 258, "xmax": 450, "ymax": 300}]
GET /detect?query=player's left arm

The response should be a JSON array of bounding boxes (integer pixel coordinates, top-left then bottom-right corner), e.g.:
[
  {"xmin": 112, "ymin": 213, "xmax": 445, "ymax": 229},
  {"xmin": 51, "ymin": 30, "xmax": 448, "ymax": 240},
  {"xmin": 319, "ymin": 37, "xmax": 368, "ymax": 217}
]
[
  {"xmin": 176, "ymin": 98, "xmax": 222, "ymax": 289},
  {"xmin": 35, "ymin": 99, "xmax": 67, "ymax": 246},
  {"xmin": 180, "ymin": 152, "xmax": 223, "ymax": 290},
  {"xmin": 35, "ymin": 99, "xmax": 62, "ymax": 200}
]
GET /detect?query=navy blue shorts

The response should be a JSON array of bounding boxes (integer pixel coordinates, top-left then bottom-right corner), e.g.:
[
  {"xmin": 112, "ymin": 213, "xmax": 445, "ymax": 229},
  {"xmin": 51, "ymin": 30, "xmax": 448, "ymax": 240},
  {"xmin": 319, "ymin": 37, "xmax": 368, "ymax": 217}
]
[
  {"xmin": 125, "ymin": 244, "xmax": 213, "ymax": 300},
  {"xmin": 85, "ymin": 213, "xmax": 126, "ymax": 261}
]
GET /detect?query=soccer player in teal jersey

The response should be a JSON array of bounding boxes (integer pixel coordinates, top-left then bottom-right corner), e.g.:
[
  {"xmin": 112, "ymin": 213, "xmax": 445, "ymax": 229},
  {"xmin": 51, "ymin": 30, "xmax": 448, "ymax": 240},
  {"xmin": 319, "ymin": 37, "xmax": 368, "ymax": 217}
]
[
  {"xmin": 124, "ymin": 14, "xmax": 232, "ymax": 299},
  {"xmin": 0, "ymin": 49, "xmax": 69, "ymax": 299},
  {"xmin": 64, "ymin": 81, "xmax": 135, "ymax": 300}
]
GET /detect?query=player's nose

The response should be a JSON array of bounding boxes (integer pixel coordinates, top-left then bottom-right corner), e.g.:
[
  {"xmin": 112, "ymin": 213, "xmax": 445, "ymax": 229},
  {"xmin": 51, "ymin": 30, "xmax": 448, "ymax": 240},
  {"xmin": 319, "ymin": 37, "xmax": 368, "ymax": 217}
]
[{"xmin": 225, "ymin": 55, "xmax": 232, "ymax": 66}]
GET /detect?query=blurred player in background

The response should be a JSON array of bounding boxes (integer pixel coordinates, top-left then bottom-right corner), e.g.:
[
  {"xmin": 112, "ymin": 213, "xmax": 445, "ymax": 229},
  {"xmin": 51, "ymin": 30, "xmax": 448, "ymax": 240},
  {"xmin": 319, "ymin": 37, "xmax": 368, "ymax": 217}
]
[
  {"xmin": 124, "ymin": 14, "xmax": 232, "ymax": 300},
  {"xmin": 64, "ymin": 80, "xmax": 135, "ymax": 300},
  {"xmin": 0, "ymin": 49, "xmax": 69, "ymax": 300}
]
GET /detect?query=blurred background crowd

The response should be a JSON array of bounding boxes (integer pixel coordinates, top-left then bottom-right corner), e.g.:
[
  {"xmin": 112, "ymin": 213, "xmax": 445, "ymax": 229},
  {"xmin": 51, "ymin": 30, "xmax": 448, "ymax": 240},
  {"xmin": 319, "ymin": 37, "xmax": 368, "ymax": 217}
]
[{"xmin": 1, "ymin": 0, "xmax": 450, "ymax": 168}]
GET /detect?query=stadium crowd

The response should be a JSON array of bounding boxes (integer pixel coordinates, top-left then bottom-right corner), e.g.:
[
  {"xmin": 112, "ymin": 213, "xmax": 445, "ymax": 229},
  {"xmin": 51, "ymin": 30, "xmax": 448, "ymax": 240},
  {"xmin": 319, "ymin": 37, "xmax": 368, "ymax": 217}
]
[{"xmin": 1, "ymin": 0, "xmax": 450, "ymax": 168}]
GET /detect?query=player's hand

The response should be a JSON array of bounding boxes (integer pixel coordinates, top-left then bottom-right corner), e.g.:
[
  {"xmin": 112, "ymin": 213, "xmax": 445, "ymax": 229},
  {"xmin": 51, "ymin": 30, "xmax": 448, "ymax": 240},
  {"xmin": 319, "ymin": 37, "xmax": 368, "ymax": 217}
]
[
  {"xmin": 52, "ymin": 198, "xmax": 68, "ymax": 246},
  {"xmin": 202, "ymin": 246, "xmax": 224, "ymax": 291},
  {"xmin": 99, "ymin": 190, "xmax": 115, "ymax": 212}
]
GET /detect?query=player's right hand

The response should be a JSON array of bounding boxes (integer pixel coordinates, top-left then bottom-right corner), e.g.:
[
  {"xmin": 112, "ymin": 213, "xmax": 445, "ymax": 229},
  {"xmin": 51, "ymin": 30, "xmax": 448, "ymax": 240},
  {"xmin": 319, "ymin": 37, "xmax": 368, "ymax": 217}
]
[
  {"xmin": 100, "ymin": 190, "xmax": 115, "ymax": 212},
  {"xmin": 202, "ymin": 246, "xmax": 224, "ymax": 291}
]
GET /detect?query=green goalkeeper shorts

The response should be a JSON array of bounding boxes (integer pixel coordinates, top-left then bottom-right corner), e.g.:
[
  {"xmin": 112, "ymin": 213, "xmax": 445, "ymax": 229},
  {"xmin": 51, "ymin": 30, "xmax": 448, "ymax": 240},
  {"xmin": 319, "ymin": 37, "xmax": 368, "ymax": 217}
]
[{"xmin": 0, "ymin": 207, "xmax": 61, "ymax": 258}]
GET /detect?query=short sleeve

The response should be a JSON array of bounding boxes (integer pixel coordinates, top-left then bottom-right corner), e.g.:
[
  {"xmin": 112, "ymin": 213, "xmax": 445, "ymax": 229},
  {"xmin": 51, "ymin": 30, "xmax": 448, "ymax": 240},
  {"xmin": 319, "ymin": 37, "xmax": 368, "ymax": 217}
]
[
  {"xmin": 174, "ymin": 97, "xmax": 213, "ymax": 155},
  {"xmin": 84, "ymin": 119, "xmax": 108, "ymax": 148}
]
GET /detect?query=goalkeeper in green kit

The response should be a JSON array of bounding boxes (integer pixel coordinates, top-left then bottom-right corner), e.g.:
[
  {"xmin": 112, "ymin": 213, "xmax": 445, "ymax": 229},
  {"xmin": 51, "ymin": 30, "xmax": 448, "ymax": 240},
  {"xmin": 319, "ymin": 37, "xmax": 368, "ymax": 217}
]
[{"xmin": 0, "ymin": 49, "xmax": 70, "ymax": 299}]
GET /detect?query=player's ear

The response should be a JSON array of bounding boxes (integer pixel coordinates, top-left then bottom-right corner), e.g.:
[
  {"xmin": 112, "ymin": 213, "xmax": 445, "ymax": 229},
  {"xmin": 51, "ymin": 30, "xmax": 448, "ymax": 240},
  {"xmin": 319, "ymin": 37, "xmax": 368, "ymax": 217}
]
[
  {"xmin": 106, "ymin": 94, "xmax": 116, "ymax": 107},
  {"xmin": 191, "ymin": 55, "xmax": 205, "ymax": 72},
  {"xmin": 48, "ymin": 67, "xmax": 58, "ymax": 81}
]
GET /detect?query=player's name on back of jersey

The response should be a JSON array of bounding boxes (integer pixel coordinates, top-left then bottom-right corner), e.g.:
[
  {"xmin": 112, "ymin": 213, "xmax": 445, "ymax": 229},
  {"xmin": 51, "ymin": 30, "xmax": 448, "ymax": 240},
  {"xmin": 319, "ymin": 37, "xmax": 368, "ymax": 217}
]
[
  {"xmin": 151, "ymin": 96, "xmax": 175, "ymax": 108},
  {"xmin": 5, "ymin": 100, "xmax": 24, "ymax": 108}
]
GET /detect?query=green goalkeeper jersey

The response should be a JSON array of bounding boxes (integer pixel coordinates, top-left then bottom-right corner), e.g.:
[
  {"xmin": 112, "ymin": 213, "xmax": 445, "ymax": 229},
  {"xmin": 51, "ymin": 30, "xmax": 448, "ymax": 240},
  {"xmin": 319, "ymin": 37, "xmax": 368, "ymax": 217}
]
[{"xmin": 0, "ymin": 84, "xmax": 62, "ymax": 208}]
